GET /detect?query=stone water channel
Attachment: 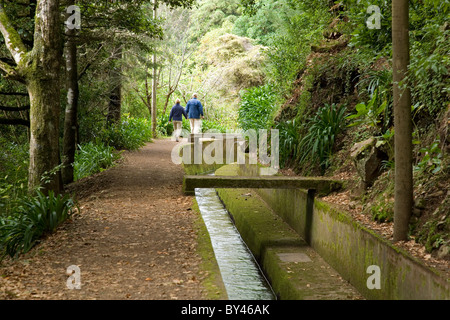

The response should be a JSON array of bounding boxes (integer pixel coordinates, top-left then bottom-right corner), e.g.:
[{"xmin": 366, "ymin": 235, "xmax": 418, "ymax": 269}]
[{"xmin": 195, "ymin": 187, "xmax": 276, "ymax": 300}]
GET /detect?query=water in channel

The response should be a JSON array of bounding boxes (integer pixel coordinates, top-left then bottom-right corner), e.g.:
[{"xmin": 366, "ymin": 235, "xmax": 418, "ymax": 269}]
[{"xmin": 195, "ymin": 188, "xmax": 276, "ymax": 300}]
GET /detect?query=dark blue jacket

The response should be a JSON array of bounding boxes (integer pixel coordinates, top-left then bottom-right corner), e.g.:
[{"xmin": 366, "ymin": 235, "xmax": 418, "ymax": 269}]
[
  {"xmin": 169, "ymin": 103, "xmax": 187, "ymax": 121},
  {"xmin": 185, "ymin": 98, "xmax": 204, "ymax": 119}
]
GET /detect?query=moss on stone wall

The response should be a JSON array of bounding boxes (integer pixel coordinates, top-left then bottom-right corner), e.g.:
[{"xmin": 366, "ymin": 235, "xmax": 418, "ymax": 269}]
[
  {"xmin": 184, "ymin": 161, "xmax": 449, "ymax": 299},
  {"xmin": 223, "ymin": 163, "xmax": 449, "ymax": 299}
]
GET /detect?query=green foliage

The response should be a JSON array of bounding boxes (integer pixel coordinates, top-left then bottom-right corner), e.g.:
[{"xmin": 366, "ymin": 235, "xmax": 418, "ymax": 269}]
[
  {"xmin": 417, "ymin": 214, "xmax": 450, "ymax": 253},
  {"xmin": 233, "ymin": 0, "xmax": 296, "ymax": 46},
  {"xmin": 275, "ymin": 119, "xmax": 300, "ymax": 168},
  {"xmin": 182, "ymin": 118, "xmax": 191, "ymax": 132},
  {"xmin": 102, "ymin": 114, "xmax": 152, "ymax": 151},
  {"xmin": 376, "ymin": 128, "xmax": 395, "ymax": 160},
  {"xmin": 0, "ymin": 139, "xmax": 29, "ymax": 180},
  {"xmin": 237, "ymin": 84, "xmax": 278, "ymax": 132},
  {"xmin": 370, "ymin": 200, "xmax": 394, "ymax": 223},
  {"xmin": 414, "ymin": 138, "xmax": 443, "ymax": 175},
  {"xmin": 346, "ymin": 89, "xmax": 387, "ymax": 130},
  {"xmin": 77, "ymin": 81, "xmax": 110, "ymax": 145},
  {"xmin": 409, "ymin": 0, "xmax": 449, "ymax": 31},
  {"xmin": 198, "ymin": 27, "xmax": 266, "ymax": 92},
  {"xmin": 0, "ymin": 138, "xmax": 29, "ymax": 216},
  {"xmin": 356, "ymin": 67, "xmax": 393, "ymax": 120},
  {"xmin": 0, "ymin": 191, "xmax": 75, "ymax": 259},
  {"xmin": 234, "ymin": 1, "xmax": 330, "ymax": 96},
  {"xmin": 344, "ymin": 0, "xmax": 449, "ymax": 118},
  {"xmin": 0, "ymin": 0, "xmax": 35, "ymax": 47},
  {"xmin": 189, "ymin": 0, "xmax": 242, "ymax": 41},
  {"xmin": 74, "ymin": 142, "xmax": 120, "ymax": 181},
  {"xmin": 0, "ymin": 172, "xmax": 27, "ymax": 218},
  {"xmin": 409, "ymin": 26, "xmax": 449, "ymax": 116},
  {"xmin": 202, "ymin": 119, "xmax": 228, "ymax": 133},
  {"xmin": 263, "ymin": 4, "xmax": 328, "ymax": 95},
  {"xmin": 298, "ymin": 103, "xmax": 347, "ymax": 172},
  {"xmin": 157, "ymin": 114, "xmax": 174, "ymax": 137},
  {"xmin": 239, "ymin": 0, "xmax": 258, "ymax": 15},
  {"xmin": 345, "ymin": 0, "xmax": 392, "ymax": 54}
]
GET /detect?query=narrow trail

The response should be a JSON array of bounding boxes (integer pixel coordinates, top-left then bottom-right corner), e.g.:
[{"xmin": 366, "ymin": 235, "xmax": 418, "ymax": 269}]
[{"xmin": 0, "ymin": 139, "xmax": 209, "ymax": 300}]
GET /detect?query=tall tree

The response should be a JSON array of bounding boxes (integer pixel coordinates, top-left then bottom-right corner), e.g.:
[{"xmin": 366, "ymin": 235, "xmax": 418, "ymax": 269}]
[
  {"xmin": 392, "ymin": 0, "xmax": 413, "ymax": 241},
  {"xmin": 61, "ymin": 0, "xmax": 194, "ymax": 183},
  {"xmin": 158, "ymin": 5, "xmax": 194, "ymax": 115},
  {"xmin": 0, "ymin": 0, "xmax": 63, "ymax": 193},
  {"xmin": 62, "ymin": 0, "xmax": 80, "ymax": 185},
  {"xmin": 151, "ymin": 0, "xmax": 158, "ymax": 138}
]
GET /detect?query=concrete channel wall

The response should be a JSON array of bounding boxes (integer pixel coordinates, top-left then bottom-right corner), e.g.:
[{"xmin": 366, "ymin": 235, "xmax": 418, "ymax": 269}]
[
  {"xmin": 238, "ymin": 164, "xmax": 450, "ymax": 300},
  {"xmin": 179, "ymin": 141, "xmax": 449, "ymax": 300},
  {"xmin": 208, "ymin": 164, "xmax": 364, "ymax": 300}
]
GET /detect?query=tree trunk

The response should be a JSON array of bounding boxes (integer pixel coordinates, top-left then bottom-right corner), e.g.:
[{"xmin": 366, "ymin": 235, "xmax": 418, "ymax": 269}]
[
  {"xmin": 107, "ymin": 46, "xmax": 122, "ymax": 125},
  {"xmin": 25, "ymin": 0, "xmax": 63, "ymax": 194},
  {"xmin": 146, "ymin": 76, "xmax": 152, "ymax": 117},
  {"xmin": 27, "ymin": 78, "xmax": 62, "ymax": 193},
  {"xmin": 151, "ymin": 0, "xmax": 158, "ymax": 138},
  {"xmin": 62, "ymin": 3, "xmax": 79, "ymax": 185},
  {"xmin": 392, "ymin": 0, "xmax": 413, "ymax": 241}
]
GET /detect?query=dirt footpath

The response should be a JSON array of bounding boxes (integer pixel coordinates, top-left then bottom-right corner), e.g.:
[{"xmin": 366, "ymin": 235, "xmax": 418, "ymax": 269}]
[{"xmin": 0, "ymin": 139, "xmax": 210, "ymax": 300}]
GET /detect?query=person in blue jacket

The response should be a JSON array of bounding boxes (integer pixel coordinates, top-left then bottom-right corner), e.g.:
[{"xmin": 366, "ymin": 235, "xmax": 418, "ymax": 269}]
[
  {"xmin": 169, "ymin": 98, "xmax": 187, "ymax": 142},
  {"xmin": 185, "ymin": 93, "xmax": 204, "ymax": 134}
]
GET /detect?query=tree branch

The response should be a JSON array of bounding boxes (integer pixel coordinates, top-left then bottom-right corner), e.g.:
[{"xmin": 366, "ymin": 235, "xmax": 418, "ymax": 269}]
[
  {"xmin": 0, "ymin": 3, "xmax": 28, "ymax": 64},
  {"xmin": 0, "ymin": 91, "xmax": 28, "ymax": 96},
  {"xmin": 0, "ymin": 59, "xmax": 24, "ymax": 83},
  {"xmin": 0, "ymin": 105, "xmax": 30, "ymax": 112},
  {"xmin": 78, "ymin": 43, "xmax": 104, "ymax": 81},
  {"xmin": 132, "ymin": 84, "xmax": 151, "ymax": 109},
  {"xmin": 0, "ymin": 117, "xmax": 30, "ymax": 127}
]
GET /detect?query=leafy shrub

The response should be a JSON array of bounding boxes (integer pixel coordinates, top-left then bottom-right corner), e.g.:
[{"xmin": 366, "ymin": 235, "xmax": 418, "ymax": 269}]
[
  {"xmin": 275, "ymin": 119, "xmax": 300, "ymax": 167},
  {"xmin": 238, "ymin": 84, "xmax": 278, "ymax": 132},
  {"xmin": 417, "ymin": 216, "xmax": 450, "ymax": 253},
  {"xmin": 157, "ymin": 114, "xmax": 174, "ymax": 137},
  {"xmin": 74, "ymin": 142, "xmax": 120, "ymax": 181},
  {"xmin": 355, "ymin": 68, "xmax": 393, "ymax": 129},
  {"xmin": 409, "ymin": 26, "xmax": 449, "ymax": 116},
  {"xmin": 202, "ymin": 119, "xmax": 228, "ymax": 133},
  {"xmin": 346, "ymin": 89, "xmax": 387, "ymax": 130},
  {"xmin": 0, "ymin": 169, "xmax": 28, "ymax": 217},
  {"xmin": 182, "ymin": 118, "xmax": 191, "ymax": 132},
  {"xmin": 0, "ymin": 191, "xmax": 75, "ymax": 259},
  {"xmin": 370, "ymin": 200, "xmax": 394, "ymax": 223},
  {"xmin": 414, "ymin": 138, "xmax": 443, "ymax": 175},
  {"xmin": 376, "ymin": 128, "xmax": 395, "ymax": 160},
  {"xmin": 298, "ymin": 103, "xmax": 347, "ymax": 172},
  {"xmin": 0, "ymin": 139, "xmax": 29, "ymax": 216},
  {"xmin": 262, "ymin": 1, "xmax": 328, "ymax": 95},
  {"xmin": 102, "ymin": 114, "xmax": 152, "ymax": 150},
  {"xmin": 77, "ymin": 106, "xmax": 106, "ymax": 145},
  {"xmin": 346, "ymin": 0, "xmax": 448, "ymax": 118},
  {"xmin": 347, "ymin": 0, "xmax": 393, "ymax": 54}
]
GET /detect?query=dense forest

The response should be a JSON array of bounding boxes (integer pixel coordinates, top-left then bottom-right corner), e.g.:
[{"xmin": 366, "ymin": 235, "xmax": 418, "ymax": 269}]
[{"xmin": 0, "ymin": 0, "xmax": 448, "ymax": 264}]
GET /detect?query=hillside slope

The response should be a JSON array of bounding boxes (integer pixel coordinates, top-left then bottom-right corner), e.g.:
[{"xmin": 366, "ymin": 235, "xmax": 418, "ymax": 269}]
[{"xmin": 274, "ymin": 15, "xmax": 449, "ymax": 275}]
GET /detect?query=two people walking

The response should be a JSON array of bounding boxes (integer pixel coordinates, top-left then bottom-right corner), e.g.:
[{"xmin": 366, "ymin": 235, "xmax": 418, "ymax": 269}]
[{"xmin": 169, "ymin": 93, "xmax": 204, "ymax": 141}]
